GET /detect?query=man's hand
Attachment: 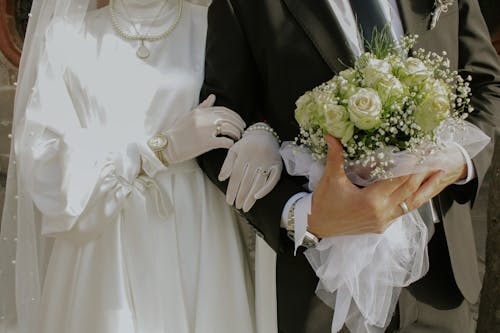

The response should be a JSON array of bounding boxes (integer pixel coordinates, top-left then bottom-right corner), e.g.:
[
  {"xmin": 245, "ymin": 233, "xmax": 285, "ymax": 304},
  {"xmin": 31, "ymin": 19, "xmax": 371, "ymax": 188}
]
[
  {"xmin": 307, "ymin": 136, "xmax": 462, "ymax": 238},
  {"xmin": 405, "ymin": 163, "xmax": 467, "ymax": 212}
]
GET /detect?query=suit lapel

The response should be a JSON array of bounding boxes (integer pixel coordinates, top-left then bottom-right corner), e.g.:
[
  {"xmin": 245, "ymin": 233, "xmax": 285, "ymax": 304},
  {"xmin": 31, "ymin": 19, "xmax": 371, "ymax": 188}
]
[
  {"xmin": 282, "ymin": 0, "xmax": 436, "ymax": 71},
  {"xmin": 282, "ymin": 0, "xmax": 355, "ymax": 73},
  {"xmin": 396, "ymin": 0, "xmax": 434, "ymax": 36}
]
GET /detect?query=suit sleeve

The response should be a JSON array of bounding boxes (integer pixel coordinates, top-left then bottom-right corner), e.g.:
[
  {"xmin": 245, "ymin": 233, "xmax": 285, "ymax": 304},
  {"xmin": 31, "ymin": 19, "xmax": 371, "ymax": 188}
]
[
  {"xmin": 447, "ymin": 0, "xmax": 500, "ymax": 204},
  {"xmin": 198, "ymin": 0, "xmax": 305, "ymax": 252}
]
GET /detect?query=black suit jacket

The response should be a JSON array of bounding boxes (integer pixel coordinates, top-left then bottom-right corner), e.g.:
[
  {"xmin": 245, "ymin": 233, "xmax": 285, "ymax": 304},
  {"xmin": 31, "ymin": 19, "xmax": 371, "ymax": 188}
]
[{"xmin": 199, "ymin": 1, "xmax": 500, "ymax": 331}]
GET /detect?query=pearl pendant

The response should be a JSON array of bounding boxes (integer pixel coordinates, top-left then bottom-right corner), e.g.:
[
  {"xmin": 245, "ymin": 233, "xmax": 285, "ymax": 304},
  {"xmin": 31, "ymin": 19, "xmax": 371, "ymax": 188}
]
[{"xmin": 137, "ymin": 40, "xmax": 150, "ymax": 59}]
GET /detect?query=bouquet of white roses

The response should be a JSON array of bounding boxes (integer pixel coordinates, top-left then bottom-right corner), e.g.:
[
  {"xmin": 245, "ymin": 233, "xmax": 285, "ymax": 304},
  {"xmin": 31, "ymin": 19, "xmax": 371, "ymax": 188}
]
[
  {"xmin": 280, "ymin": 35, "xmax": 490, "ymax": 333},
  {"xmin": 291, "ymin": 35, "xmax": 476, "ymax": 181}
]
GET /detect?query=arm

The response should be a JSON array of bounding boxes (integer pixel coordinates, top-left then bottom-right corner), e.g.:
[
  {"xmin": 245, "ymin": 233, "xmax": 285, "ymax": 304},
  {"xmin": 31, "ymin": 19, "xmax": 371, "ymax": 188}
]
[
  {"xmin": 396, "ymin": 0, "xmax": 499, "ymax": 212},
  {"xmin": 460, "ymin": 0, "xmax": 500, "ymax": 192},
  {"xmin": 198, "ymin": 0, "xmax": 305, "ymax": 252},
  {"xmin": 445, "ymin": 0, "xmax": 500, "ymax": 205},
  {"xmin": 22, "ymin": 53, "xmax": 149, "ymax": 243}
]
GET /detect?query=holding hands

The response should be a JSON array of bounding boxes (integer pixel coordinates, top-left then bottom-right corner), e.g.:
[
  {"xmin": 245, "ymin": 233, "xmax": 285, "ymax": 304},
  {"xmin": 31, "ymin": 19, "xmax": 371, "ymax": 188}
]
[{"xmin": 154, "ymin": 96, "xmax": 282, "ymax": 212}]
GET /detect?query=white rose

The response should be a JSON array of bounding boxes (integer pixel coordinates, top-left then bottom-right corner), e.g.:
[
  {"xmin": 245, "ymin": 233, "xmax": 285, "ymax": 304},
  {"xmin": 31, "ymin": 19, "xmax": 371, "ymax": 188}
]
[
  {"xmin": 362, "ymin": 67, "xmax": 384, "ymax": 87},
  {"xmin": 362, "ymin": 58, "xmax": 392, "ymax": 87},
  {"xmin": 403, "ymin": 57, "xmax": 431, "ymax": 85},
  {"xmin": 339, "ymin": 68, "xmax": 357, "ymax": 83},
  {"xmin": 295, "ymin": 93, "xmax": 317, "ymax": 128},
  {"xmin": 365, "ymin": 58, "xmax": 392, "ymax": 74},
  {"xmin": 357, "ymin": 52, "xmax": 388, "ymax": 71},
  {"xmin": 374, "ymin": 74, "xmax": 405, "ymax": 103},
  {"xmin": 421, "ymin": 78, "xmax": 450, "ymax": 99},
  {"xmin": 323, "ymin": 104, "xmax": 354, "ymax": 144},
  {"xmin": 348, "ymin": 88, "xmax": 383, "ymax": 130},
  {"xmin": 414, "ymin": 95, "xmax": 450, "ymax": 132},
  {"xmin": 339, "ymin": 83, "xmax": 359, "ymax": 99}
]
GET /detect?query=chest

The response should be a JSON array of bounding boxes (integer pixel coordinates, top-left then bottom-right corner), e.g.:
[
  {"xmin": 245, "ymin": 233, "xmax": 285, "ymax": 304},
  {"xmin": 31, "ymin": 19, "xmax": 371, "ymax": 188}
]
[{"xmin": 60, "ymin": 8, "xmax": 206, "ymax": 132}]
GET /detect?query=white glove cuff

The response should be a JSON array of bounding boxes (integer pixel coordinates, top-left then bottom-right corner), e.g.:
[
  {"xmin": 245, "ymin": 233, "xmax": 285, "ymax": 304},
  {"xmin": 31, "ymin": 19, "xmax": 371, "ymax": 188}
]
[{"xmin": 244, "ymin": 122, "xmax": 281, "ymax": 143}]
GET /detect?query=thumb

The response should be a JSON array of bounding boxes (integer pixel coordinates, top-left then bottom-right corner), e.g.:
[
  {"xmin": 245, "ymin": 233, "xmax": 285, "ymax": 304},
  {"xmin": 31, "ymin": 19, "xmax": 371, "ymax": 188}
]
[
  {"xmin": 199, "ymin": 94, "xmax": 216, "ymax": 108},
  {"xmin": 325, "ymin": 135, "xmax": 346, "ymax": 177}
]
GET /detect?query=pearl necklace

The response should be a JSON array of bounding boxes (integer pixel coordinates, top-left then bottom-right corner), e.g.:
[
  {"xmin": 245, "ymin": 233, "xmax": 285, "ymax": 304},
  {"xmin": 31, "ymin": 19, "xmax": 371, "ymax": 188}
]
[{"xmin": 110, "ymin": 0, "xmax": 184, "ymax": 59}]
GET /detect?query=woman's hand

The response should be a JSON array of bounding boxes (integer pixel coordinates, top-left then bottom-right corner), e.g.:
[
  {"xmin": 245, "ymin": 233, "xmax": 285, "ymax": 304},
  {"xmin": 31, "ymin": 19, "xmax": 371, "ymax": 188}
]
[
  {"xmin": 219, "ymin": 123, "xmax": 283, "ymax": 212},
  {"xmin": 162, "ymin": 95, "xmax": 246, "ymax": 164}
]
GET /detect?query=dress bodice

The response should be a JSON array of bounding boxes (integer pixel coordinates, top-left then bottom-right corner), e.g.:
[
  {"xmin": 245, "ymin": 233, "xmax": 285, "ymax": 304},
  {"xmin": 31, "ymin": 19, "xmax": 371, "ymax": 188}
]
[{"xmin": 46, "ymin": 3, "xmax": 207, "ymax": 138}]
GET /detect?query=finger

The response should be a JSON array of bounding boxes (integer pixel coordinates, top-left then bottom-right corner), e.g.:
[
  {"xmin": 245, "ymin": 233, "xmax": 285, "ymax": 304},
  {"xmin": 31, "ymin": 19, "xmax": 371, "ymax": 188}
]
[
  {"xmin": 199, "ymin": 94, "xmax": 216, "ymax": 108},
  {"xmin": 254, "ymin": 165, "xmax": 281, "ymax": 199},
  {"xmin": 366, "ymin": 174, "xmax": 411, "ymax": 196},
  {"xmin": 218, "ymin": 150, "xmax": 237, "ymax": 181},
  {"xmin": 235, "ymin": 165, "xmax": 257, "ymax": 210},
  {"xmin": 243, "ymin": 172, "xmax": 267, "ymax": 212},
  {"xmin": 407, "ymin": 171, "xmax": 445, "ymax": 211},
  {"xmin": 212, "ymin": 108, "xmax": 246, "ymax": 129},
  {"xmin": 218, "ymin": 118, "xmax": 246, "ymax": 135},
  {"xmin": 211, "ymin": 113, "xmax": 245, "ymax": 135},
  {"xmin": 212, "ymin": 137, "xmax": 236, "ymax": 150},
  {"xmin": 226, "ymin": 160, "xmax": 247, "ymax": 206},
  {"xmin": 219, "ymin": 122, "xmax": 243, "ymax": 140},
  {"xmin": 324, "ymin": 136, "xmax": 346, "ymax": 177},
  {"xmin": 213, "ymin": 107, "xmax": 246, "ymax": 129},
  {"xmin": 389, "ymin": 171, "xmax": 429, "ymax": 204}
]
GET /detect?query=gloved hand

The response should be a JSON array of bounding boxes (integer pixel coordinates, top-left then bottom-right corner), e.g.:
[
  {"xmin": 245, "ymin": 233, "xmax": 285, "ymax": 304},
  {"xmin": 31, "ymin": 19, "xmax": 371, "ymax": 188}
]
[
  {"xmin": 162, "ymin": 95, "xmax": 246, "ymax": 164},
  {"xmin": 219, "ymin": 123, "xmax": 283, "ymax": 212}
]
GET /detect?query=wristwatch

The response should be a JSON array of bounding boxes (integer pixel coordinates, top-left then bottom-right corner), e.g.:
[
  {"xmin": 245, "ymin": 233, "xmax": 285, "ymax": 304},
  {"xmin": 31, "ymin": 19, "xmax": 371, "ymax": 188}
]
[
  {"xmin": 147, "ymin": 133, "xmax": 169, "ymax": 166},
  {"xmin": 286, "ymin": 197, "xmax": 319, "ymax": 249}
]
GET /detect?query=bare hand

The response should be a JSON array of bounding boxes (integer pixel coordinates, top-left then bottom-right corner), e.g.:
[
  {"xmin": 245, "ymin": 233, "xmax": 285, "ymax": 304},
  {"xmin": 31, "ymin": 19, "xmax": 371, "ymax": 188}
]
[
  {"xmin": 404, "ymin": 163, "xmax": 467, "ymax": 212},
  {"xmin": 307, "ymin": 136, "xmax": 453, "ymax": 238}
]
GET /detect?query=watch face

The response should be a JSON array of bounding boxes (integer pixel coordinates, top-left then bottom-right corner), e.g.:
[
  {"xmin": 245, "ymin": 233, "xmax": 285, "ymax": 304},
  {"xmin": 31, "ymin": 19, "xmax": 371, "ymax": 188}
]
[{"xmin": 148, "ymin": 134, "xmax": 168, "ymax": 151}]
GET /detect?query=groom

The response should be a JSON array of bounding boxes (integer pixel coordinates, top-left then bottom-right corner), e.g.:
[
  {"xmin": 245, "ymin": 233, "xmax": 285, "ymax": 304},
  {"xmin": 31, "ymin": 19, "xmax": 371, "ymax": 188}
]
[{"xmin": 199, "ymin": 0, "xmax": 500, "ymax": 332}]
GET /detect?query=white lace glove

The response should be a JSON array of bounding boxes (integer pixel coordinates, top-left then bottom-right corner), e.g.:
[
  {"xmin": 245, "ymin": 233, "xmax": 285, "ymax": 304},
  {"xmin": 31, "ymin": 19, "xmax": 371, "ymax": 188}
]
[
  {"xmin": 219, "ymin": 123, "xmax": 283, "ymax": 212},
  {"xmin": 162, "ymin": 95, "xmax": 246, "ymax": 164}
]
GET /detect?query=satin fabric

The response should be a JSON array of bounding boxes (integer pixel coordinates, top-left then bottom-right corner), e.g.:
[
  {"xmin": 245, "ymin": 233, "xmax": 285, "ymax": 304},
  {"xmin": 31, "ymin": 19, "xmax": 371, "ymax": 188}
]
[{"xmin": 22, "ymin": 4, "xmax": 255, "ymax": 332}]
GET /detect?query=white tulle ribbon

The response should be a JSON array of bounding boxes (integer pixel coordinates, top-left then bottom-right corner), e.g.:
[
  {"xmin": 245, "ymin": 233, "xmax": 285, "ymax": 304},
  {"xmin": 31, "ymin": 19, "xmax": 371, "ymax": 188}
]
[
  {"xmin": 279, "ymin": 120, "xmax": 490, "ymax": 333},
  {"xmin": 307, "ymin": 212, "xmax": 428, "ymax": 332}
]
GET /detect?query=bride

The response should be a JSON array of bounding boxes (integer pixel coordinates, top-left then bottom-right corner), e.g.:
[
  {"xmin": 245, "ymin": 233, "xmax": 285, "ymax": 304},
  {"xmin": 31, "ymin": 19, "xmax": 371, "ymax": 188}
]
[{"xmin": 0, "ymin": 0, "xmax": 282, "ymax": 332}]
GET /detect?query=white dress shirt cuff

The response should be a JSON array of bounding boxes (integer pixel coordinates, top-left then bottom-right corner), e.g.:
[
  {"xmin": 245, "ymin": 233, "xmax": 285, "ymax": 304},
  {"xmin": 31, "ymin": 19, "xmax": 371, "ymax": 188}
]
[
  {"xmin": 452, "ymin": 142, "xmax": 476, "ymax": 185},
  {"xmin": 280, "ymin": 192, "xmax": 309, "ymax": 228},
  {"xmin": 280, "ymin": 192, "xmax": 314, "ymax": 253}
]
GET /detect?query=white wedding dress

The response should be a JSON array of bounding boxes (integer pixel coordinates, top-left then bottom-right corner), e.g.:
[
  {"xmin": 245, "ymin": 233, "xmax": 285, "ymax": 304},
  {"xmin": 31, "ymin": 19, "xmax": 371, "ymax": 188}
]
[{"xmin": 20, "ymin": 3, "xmax": 256, "ymax": 332}]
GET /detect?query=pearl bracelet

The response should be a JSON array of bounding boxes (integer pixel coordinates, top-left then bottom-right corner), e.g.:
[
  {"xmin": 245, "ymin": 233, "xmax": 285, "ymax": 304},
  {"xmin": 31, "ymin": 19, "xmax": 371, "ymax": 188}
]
[{"xmin": 244, "ymin": 122, "xmax": 281, "ymax": 143}]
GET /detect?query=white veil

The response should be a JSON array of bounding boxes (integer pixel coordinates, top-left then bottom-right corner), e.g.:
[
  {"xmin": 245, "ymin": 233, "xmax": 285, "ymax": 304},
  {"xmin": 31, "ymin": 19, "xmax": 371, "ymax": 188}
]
[
  {"xmin": 0, "ymin": 0, "xmax": 211, "ymax": 332},
  {"xmin": 0, "ymin": 1, "xmax": 93, "ymax": 331}
]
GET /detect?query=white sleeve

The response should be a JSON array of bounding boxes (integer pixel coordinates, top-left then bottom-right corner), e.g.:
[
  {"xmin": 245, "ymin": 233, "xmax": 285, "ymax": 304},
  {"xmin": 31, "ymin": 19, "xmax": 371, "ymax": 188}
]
[
  {"xmin": 280, "ymin": 192, "xmax": 309, "ymax": 228},
  {"xmin": 24, "ymin": 56, "xmax": 146, "ymax": 244},
  {"xmin": 452, "ymin": 142, "xmax": 476, "ymax": 185},
  {"xmin": 280, "ymin": 192, "xmax": 314, "ymax": 252}
]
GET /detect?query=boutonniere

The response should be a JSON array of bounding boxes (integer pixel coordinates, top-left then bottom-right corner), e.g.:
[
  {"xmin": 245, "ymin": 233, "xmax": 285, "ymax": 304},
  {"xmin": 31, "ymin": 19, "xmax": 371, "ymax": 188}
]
[{"xmin": 430, "ymin": 0, "xmax": 454, "ymax": 30}]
